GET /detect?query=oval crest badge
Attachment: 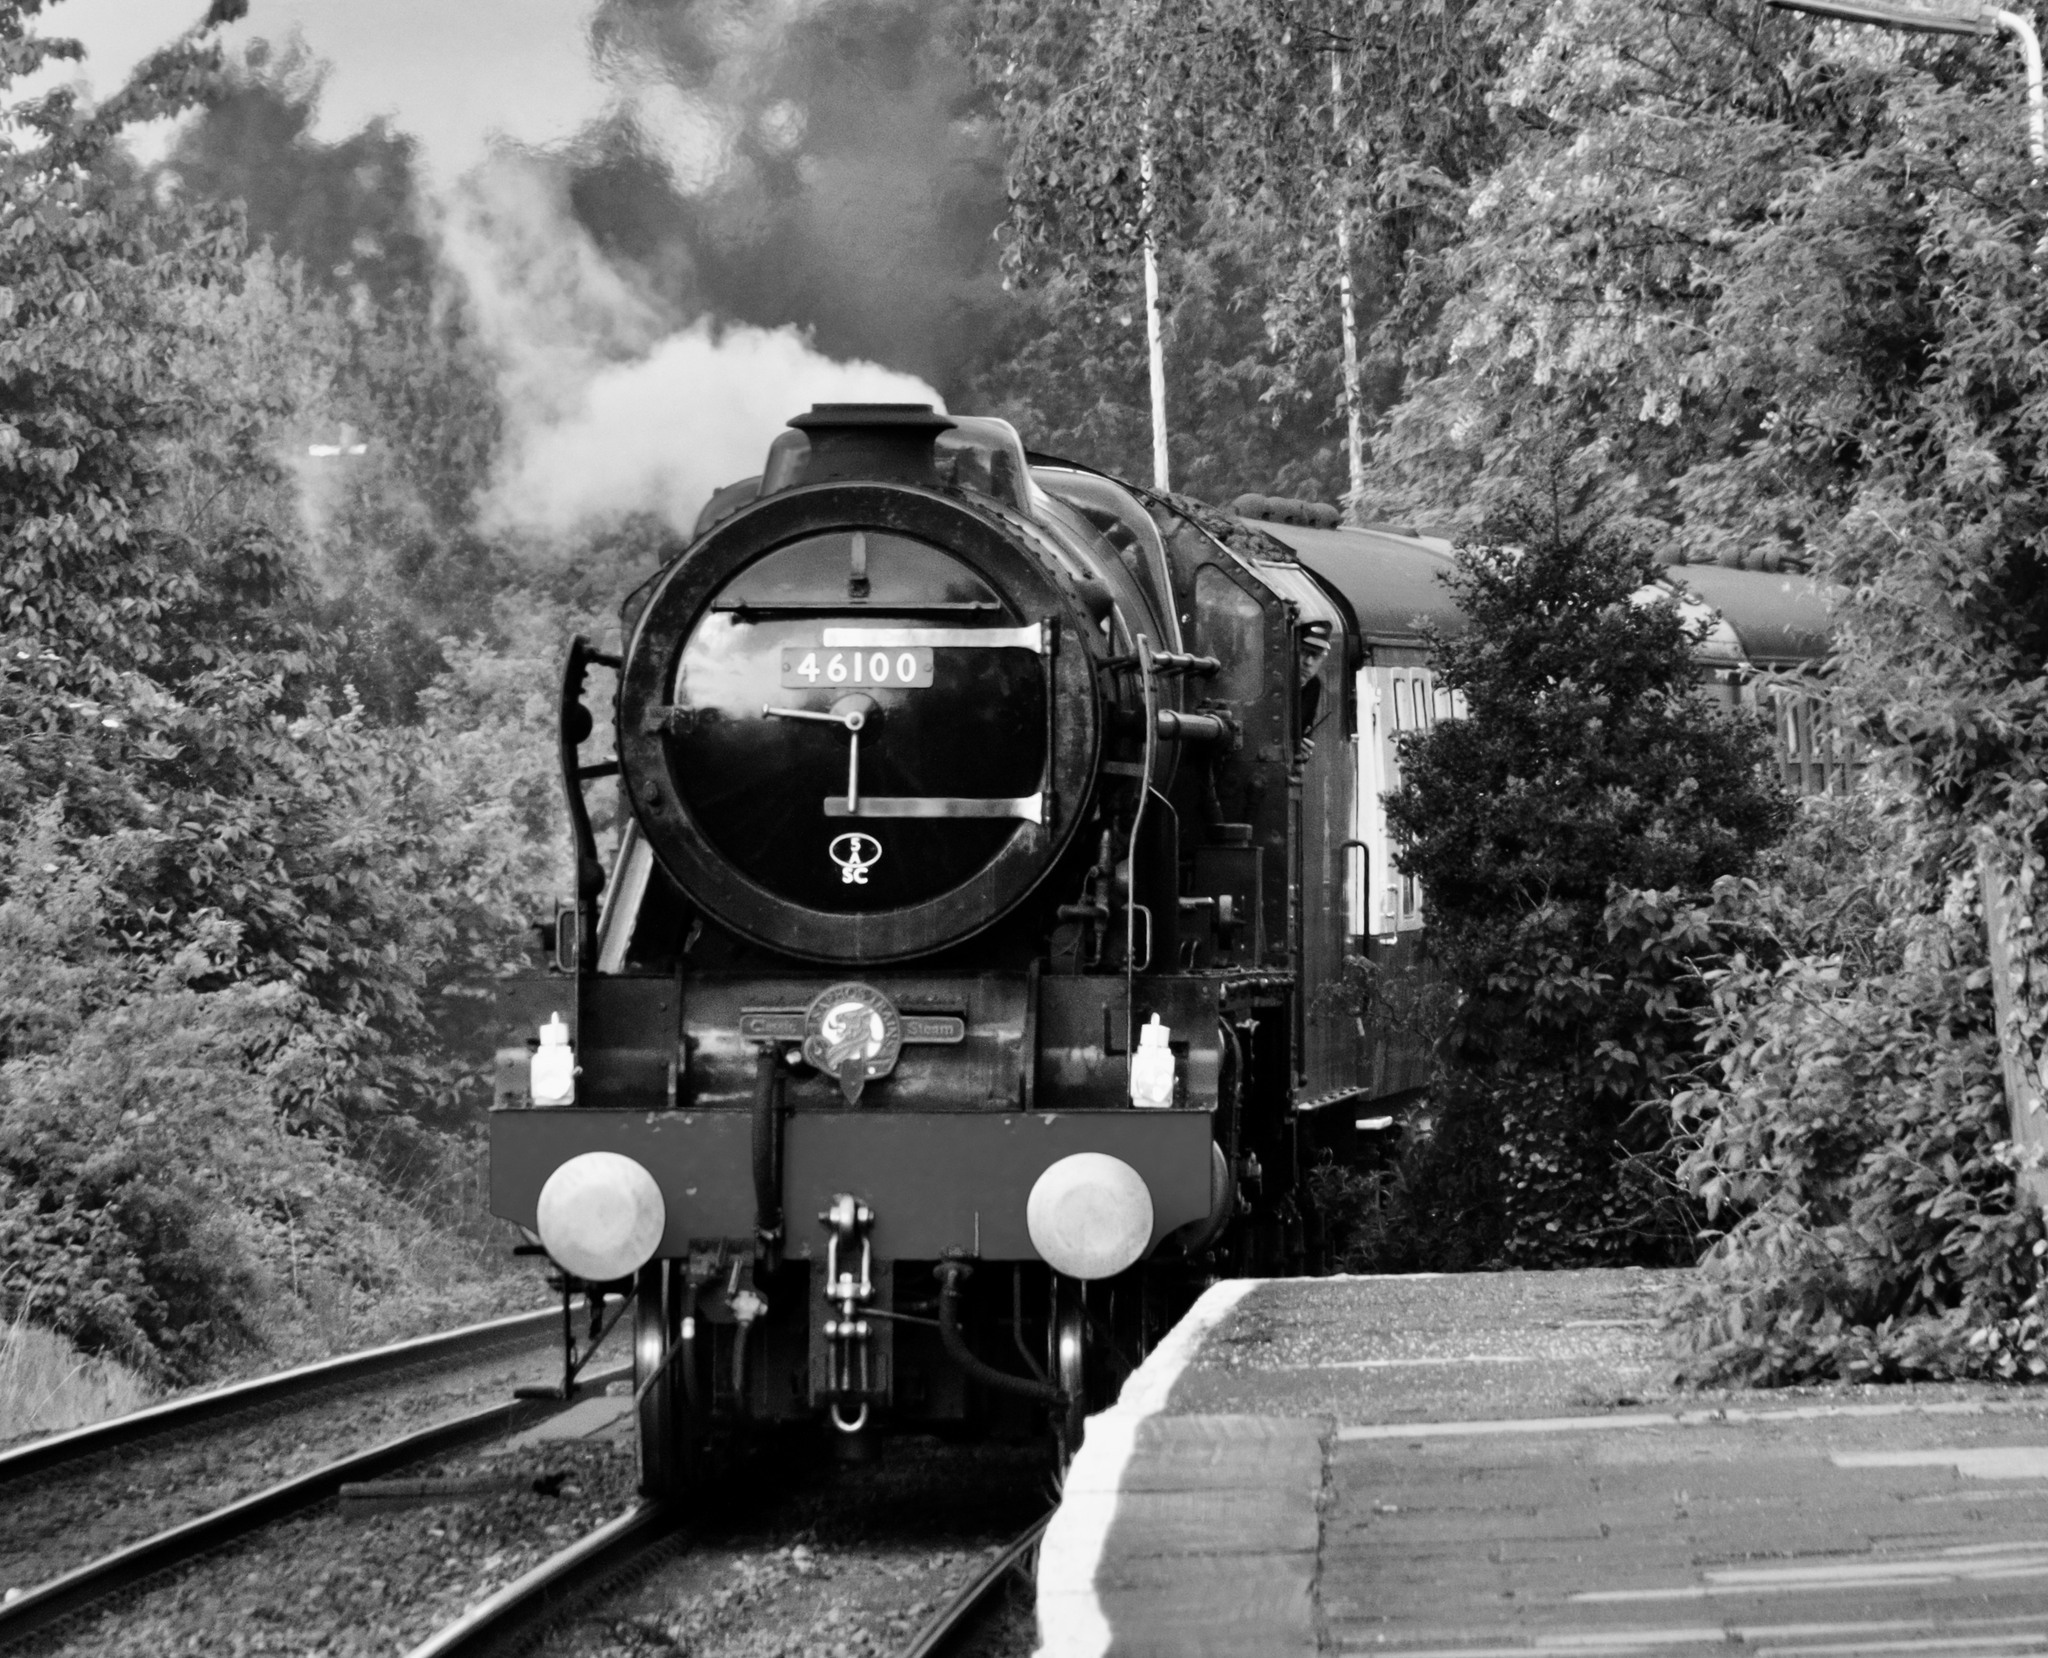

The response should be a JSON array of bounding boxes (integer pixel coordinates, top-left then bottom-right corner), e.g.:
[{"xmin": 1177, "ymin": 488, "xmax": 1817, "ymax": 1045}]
[
  {"xmin": 829, "ymin": 832, "xmax": 882, "ymax": 885},
  {"xmin": 803, "ymin": 981, "xmax": 903, "ymax": 1105}
]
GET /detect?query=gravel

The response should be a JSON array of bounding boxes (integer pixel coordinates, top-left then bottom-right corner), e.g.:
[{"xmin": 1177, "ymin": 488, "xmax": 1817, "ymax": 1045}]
[
  {"xmin": 22, "ymin": 1438, "xmax": 638, "ymax": 1657},
  {"xmin": 540, "ymin": 1433, "xmax": 1054, "ymax": 1658}
]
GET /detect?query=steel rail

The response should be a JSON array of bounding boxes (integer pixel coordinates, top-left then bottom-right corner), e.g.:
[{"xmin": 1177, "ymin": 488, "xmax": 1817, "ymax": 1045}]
[
  {"xmin": 0, "ymin": 1369, "xmax": 626, "ymax": 1651},
  {"xmin": 898, "ymin": 1511, "xmax": 1052, "ymax": 1658},
  {"xmin": 0, "ymin": 1303, "xmax": 572, "ymax": 1486},
  {"xmin": 399, "ymin": 1499, "xmax": 682, "ymax": 1658}
]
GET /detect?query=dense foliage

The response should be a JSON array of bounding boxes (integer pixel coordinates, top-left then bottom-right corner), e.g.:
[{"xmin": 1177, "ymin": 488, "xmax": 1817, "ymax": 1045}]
[
  {"xmin": 968, "ymin": 0, "xmax": 1513, "ymax": 505},
  {"xmin": 977, "ymin": 0, "xmax": 2048, "ymax": 1374},
  {"xmin": 1374, "ymin": 492, "xmax": 1789, "ymax": 1266},
  {"xmin": 1669, "ymin": 797, "xmax": 2048, "ymax": 1383},
  {"xmin": 961, "ymin": 247, "xmax": 1358, "ymax": 502},
  {"xmin": 0, "ymin": 9, "xmax": 608, "ymax": 1380},
  {"xmin": 1392, "ymin": 0, "xmax": 2048, "ymax": 1374}
]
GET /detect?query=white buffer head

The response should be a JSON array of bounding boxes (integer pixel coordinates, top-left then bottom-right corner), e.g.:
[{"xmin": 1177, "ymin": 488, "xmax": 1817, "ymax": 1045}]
[
  {"xmin": 535, "ymin": 1151, "xmax": 666, "ymax": 1283},
  {"xmin": 1026, "ymin": 1152, "xmax": 1155, "ymax": 1280}
]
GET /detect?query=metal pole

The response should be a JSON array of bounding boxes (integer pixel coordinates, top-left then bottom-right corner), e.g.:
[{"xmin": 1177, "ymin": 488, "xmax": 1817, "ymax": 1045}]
[
  {"xmin": 1979, "ymin": 842, "xmax": 2048, "ymax": 1204},
  {"xmin": 1991, "ymin": 7, "xmax": 2047, "ymax": 164},
  {"xmin": 1139, "ymin": 140, "xmax": 1171, "ymax": 493},
  {"xmin": 1331, "ymin": 55, "xmax": 1366, "ymax": 521},
  {"xmin": 1766, "ymin": 1, "xmax": 2044, "ymax": 165}
]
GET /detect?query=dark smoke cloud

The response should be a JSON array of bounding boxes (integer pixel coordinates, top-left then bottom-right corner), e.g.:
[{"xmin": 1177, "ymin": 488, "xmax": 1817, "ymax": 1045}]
[
  {"xmin": 165, "ymin": 40, "xmax": 434, "ymax": 306},
  {"xmin": 568, "ymin": 0, "xmax": 1013, "ymax": 404}
]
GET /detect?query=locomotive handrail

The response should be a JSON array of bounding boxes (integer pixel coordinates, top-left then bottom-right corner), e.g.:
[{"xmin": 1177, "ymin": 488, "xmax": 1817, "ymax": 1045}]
[
  {"xmin": 1107, "ymin": 648, "xmax": 1221, "ymax": 675},
  {"xmin": 1126, "ymin": 633, "xmax": 1164, "ymax": 1051},
  {"xmin": 819, "ymin": 621, "xmax": 1048, "ymax": 652},
  {"xmin": 559, "ymin": 635, "xmax": 616, "ymax": 973},
  {"xmin": 822, "ymin": 792, "xmax": 1046, "ymax": 822},
  {"xmin": 712, "ymin": 598, "xmax": 1003, "ymax": 614},
  {"xmin": 1154, "ymin": 709, "xmax": 1232, "ymax": 744}
]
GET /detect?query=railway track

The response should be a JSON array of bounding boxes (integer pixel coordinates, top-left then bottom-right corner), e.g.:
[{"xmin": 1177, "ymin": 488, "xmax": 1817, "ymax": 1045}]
[
  {"xmin": 394, "ymin": 1502, "xmax": 1052, "ymax": 1658},
  {"xmin": 0, "ymin": 1304, "xmax": 622, "ymax": 1653},
  {"xmin": 897, "ymin": 1511, "xmax": 1051, "ymax": 1658},
  {"xmin": 3, "ymin": 1301, "xmax": 1048, "ymax": 1658},
  {"xmin": 0, "ymin": 1303, "xmax": 574, "ymax": 1487},
  {"xmin": 400, "ymin": 1500, "xmax": 683, "ymax": 1658}
]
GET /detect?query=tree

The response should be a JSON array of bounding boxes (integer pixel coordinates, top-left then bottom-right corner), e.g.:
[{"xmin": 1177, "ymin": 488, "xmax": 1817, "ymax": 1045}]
[
  {"xmin": 1353, "ymin": 0, "xmax": 1999, "ymax": 544},
  {"xmin": 1382, "ymin": 480, "xmax": 1790, "ymax": 1265},
  {"xmin": 0, "ymin": 2, "xmax": 544, "ymax": 1377},
  {"xmin": 962, "ymin": 240, "xmax": 1357, "ymax": 502},
  {"xmin": 1354, "ymin": 0, "xmax": 2048, "ymax": 1307},
  {"xmin": 160, "ymin": 45, "xmax": 507, "ymax": 721},
  {"xmin": 0, "ymin": 5, "xmax": 450, "ymax": 1047},
  {"xmin": 970, "ymin": 0, "xmax": 1513, "ymax": 490},
  {"xmin": 0, "ymin": 0, "xmax": 282, "ymax": 684}
]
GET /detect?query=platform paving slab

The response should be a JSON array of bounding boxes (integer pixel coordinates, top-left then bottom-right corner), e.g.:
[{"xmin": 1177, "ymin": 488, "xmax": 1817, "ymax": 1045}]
[
  {"xmin": 1033, "ymin": 1272, "xmax": 2048, "ymax": 1658},
  {"xmin": 1322, "ymin": 1409, "xmax": 2048, "ymax": 1653}
]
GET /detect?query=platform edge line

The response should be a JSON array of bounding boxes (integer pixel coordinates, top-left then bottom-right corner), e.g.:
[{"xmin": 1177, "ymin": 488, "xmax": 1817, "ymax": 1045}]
[
  {"xmin": 1032, "ymin": 1277, "xmax": 1264, "ymax": 1658},
  {"xmin": 1336, "ymin": 1398, "xmax": 2003, "ymax": 1442}
]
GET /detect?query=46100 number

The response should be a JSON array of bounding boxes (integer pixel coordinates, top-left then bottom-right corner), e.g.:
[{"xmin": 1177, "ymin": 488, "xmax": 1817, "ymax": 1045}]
[{"xmin": 779, "ymin": 647, "xmax": 934, "ymax": 689}]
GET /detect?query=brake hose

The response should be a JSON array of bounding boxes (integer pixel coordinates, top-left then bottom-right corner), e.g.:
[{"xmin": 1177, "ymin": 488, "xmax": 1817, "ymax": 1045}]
[{"xmin": 934, "ymin": 1261, "xmax": 1065, "ymax": 1406}]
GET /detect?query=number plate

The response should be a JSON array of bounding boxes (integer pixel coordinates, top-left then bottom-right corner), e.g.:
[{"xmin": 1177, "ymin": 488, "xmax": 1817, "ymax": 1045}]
[{"xmin": 780, "ymin": 646, "xmax": 934, "ymax": 689}]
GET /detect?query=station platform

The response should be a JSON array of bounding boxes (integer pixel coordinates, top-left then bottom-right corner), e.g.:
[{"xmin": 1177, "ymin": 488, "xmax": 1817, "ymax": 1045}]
[{"xmin": 1034, "ymin": 1271, "xmax": 2048, "ymax": 1658}]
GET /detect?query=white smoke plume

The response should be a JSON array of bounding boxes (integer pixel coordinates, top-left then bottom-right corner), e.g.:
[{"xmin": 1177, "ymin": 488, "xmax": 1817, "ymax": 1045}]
[{"xmin": 443, "ymin": 154, "xmax": 943, "ymax": 538}]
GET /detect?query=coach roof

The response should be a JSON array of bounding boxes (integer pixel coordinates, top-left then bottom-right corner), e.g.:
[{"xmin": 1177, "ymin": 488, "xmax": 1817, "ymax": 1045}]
[
  {"xmin": 1250, "ymin": 521, "xmax": 1466, "ymax": 648},
  {"xmin": 1251, "ymin": 519, "xmax": 1832, "ymax": 667}
]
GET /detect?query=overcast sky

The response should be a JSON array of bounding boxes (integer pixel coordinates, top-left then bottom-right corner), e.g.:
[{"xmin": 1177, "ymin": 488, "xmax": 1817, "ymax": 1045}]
[{"xmin": 28, "ymin": 0, "xmax": 610, "ymax": 177}]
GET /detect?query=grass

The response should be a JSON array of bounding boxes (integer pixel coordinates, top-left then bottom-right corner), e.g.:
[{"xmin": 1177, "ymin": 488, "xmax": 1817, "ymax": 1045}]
[{"xmin": 0, "ymin": 1301, "xmax": 154, "ymax": 1443}]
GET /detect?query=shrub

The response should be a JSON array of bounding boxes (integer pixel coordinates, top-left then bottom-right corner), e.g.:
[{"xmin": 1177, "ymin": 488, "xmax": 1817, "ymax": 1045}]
[
  {"xmin": 1667, "ymin": 793, "xmax": 2048, "ymax": 1384},
  {"xmin": 1379, "ymin": 490, "xmax": 1791, "ymax": 1267},
  {"xmin": 0, "ymin": 10, "xmax": 560, "ymax": 1382},
  {"xmin": 0, "ymin": 802, "xmax": 523, "ymax": 1381}
]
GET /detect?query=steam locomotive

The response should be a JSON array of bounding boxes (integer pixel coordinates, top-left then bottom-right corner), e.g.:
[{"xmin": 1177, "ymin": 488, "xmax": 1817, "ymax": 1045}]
[{"xmin": 487, "ymin": 403, "xmax": 1834, "ymax": 1494}]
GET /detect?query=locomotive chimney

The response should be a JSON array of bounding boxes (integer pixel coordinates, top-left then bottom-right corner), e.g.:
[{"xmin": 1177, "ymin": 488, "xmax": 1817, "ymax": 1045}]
[{"xmin": 770, "ymin": 403, "xmax": 956, "ymax": 490}]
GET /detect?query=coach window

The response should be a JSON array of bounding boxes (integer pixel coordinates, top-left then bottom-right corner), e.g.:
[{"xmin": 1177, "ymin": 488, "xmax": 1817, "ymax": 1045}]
[{"xmin": 1392, "ymin": 678, "xmax": 1413, "ymax": 732}]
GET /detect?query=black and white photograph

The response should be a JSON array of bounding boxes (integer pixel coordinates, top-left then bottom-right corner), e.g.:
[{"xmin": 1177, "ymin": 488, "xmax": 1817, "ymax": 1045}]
[{"xmin": 2, "ymin": 0, "xmax": 2047, "ymax": 1653}]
